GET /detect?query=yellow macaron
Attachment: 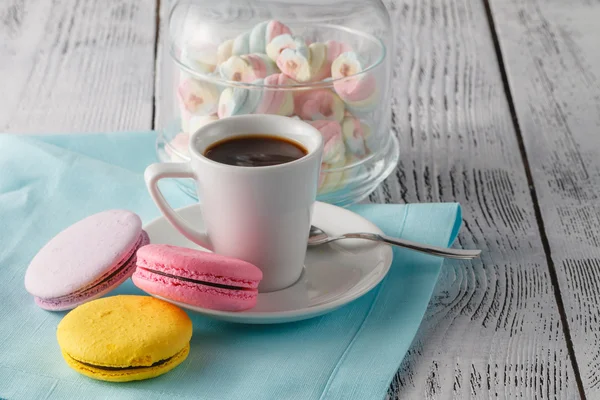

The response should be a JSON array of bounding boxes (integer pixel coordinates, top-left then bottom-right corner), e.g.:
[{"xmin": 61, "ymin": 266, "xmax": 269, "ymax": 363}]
[{"xmin": 57, "ymin": 295, "xmax": 193, "ymax": 382}]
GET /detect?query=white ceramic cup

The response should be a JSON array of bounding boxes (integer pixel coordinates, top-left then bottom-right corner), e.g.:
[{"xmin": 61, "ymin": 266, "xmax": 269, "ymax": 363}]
[{"xmin": 145, "ymin": 115, "xmax": 324, "ymax": 292}]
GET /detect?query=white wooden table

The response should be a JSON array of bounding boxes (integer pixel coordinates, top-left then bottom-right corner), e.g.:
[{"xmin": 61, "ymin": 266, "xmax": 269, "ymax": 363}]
[{"xmin": 2, "ymin": 0, "xmax": 599, "ymax": 398}]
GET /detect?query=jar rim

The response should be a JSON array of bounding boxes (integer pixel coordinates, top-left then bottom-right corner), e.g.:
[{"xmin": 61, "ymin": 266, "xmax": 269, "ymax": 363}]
[{"xmin": 169, "ymin": 24, "xmax": 387, "ymax": 90}]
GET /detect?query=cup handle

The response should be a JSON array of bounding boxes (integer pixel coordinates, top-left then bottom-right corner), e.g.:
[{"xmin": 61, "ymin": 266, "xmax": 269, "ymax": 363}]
[{"xmin": 144, "ymin": 162, "xmax": 212, "ymax": 250}]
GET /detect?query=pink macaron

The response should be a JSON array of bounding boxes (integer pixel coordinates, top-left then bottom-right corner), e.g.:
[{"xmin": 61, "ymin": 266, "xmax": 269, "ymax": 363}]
[
  {"xmin": 24, "ymin": 210, "xmax": 149, "ymax": 311},
  {"xmin": 132, "ymin": 244, "xmax": 263, "ymax": 312}
]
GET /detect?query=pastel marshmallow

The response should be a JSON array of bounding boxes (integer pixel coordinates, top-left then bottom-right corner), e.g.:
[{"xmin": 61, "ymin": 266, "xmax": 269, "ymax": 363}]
[
  {"xmin": 309, "ymin": 120, "xmax": 345, "ymax": 164},
  {"xmin": 181, "ymin": 114, "xmax": 219, "ymax": 135},
  {"xmin": 249, "ymin": 20, "xmax": 292, "ymax": 54},
  {"xmin": 341, "ymin": 113, "xmax": 368, "ymax": 157},
  {"xmin": 180, "ymin": 45, "xmax": 217, "ymax": 74},
  {"xmin": 219, "ymin": 54, "xmax": 278, "ymax": 82},
  {"xmin": 294, "ymin": 89, "xmax": 345, "ymax": 123},
  {"xmin": 306, "ymin": 43, "xmax": 329, "ymax": 81},
  {"xmin": 266, "ymin": 34, "xmax": 307, "ymax": 62},
  {"xmin": 318, "ymin": 157, "xmax": 347, "ymax": 194},
  {"xmin": 332, "ymin": 52, "xmax": 378, "ymax": 114},
  {"xmin": 232, "ymin": 32, "xmax": 251, "ymax": 56},
  {"xmin": 177, "ymin": 76, "xmax": 221, "ymax": 116},
  {"xmin": 326, "ymin": 40, "xmax": 352, "ymax": 63},
  {"xmin": 256, "ymin": 74, "xmax": 295, "ymax": 116},
  {"xmin": 334, "ymin": 74, "xmax": 378, "ymax": 114},
  {"xmin": 275, "ymin": 40, "xmax": 351, "ymax": 82},
  {"xmin": 304, "ymin": 41, "xmax": 352, "ymax": 82},
  {"xmin": 218, "ymin": 84, "xmax": 263, "ymax": 118},
  {"xmin": 217, "ymin": 39, "xmax": 234, "ymax": 64},
  {"xmin": 361, "ymin": 121, "xmax": 378, "ymax": 152},
  {"xmin": 177, "ymin": 115, "xmax": 219, "ymax": 160},
  {"xmin": 188, "ymin": 114, "xmax": 219, "ymax": 133},
  {"xmin": 218, "ymin": 76, "xmax": 294, "ymax": 117},
  {"xmin": 331, "ymin": 51, "xmax": 363, "ymax": 79}
]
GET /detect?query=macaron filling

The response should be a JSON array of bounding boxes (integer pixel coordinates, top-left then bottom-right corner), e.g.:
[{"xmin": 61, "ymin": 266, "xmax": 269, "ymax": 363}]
[
  {"xmin": 71, "ymin": 352, "xmax": 176, "ymax": 371},
  {"xmin": 34, "ymin": 231, "xmax": 149, "ymax": 307},
  {"xmin": 139, "ymin": 267, "xmax": 255, "ymax": 291}
]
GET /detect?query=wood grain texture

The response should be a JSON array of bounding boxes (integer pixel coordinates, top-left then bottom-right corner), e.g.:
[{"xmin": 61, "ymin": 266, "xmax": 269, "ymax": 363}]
[
  {"xmin": 154, "ymin": 0, "xmax": 170, "ymax": 130},
  {"xmin": 0, "ymin": 0, "xmax": 156, "ymax": 133},
  {"xmin": 488, "ymin": 0, "xmax": 600, "ymax": 397},
  {"xmin": 370, "ymin": 0, "xmax": 579, "ymax": 398}
]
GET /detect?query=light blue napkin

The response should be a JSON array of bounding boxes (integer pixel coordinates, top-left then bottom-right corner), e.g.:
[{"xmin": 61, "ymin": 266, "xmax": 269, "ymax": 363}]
[{"xmin": 0, "ymin": 132, "xmax": 461, "ymax": 400}]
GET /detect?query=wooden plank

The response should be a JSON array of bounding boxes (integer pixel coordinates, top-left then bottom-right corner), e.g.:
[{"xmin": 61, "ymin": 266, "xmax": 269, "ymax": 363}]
[
  {"xmin": 367, "ymin": 0, "xmax": 580, "ymax": 398},
  {"xmin": 487, "ymin": 0, "xmax": 600, "ymax": 397},
  {"xmin": 154, "ymin": 0, "xmax": 170, "ymax": 130},
  {"xmin": 0, "ymin": 0, "xmax": 157, "ymax": 133}
]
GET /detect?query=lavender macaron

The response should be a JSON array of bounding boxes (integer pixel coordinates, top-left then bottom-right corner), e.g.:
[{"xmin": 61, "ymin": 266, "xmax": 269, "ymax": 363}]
[{"xmin": 24, "ymin": 210, "xmax": 149, "ymax": 311}]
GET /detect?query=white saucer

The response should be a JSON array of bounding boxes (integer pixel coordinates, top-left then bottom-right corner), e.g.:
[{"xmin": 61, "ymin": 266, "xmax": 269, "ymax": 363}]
[{"xmin": 143, "ymin": 202, "xmax": 393, "ymax": 324}]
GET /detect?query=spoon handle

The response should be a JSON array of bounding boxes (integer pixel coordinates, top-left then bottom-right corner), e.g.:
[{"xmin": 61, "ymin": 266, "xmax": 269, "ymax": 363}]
[{"xmin": 342, "ymin": 233, "xmax": 481, "ymax": 260}]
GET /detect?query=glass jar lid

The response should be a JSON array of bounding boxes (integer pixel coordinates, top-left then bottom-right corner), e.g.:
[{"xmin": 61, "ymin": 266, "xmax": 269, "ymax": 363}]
[{"xmin": 167, "ymin": 0, "xmax": 392, "ymax": 88}]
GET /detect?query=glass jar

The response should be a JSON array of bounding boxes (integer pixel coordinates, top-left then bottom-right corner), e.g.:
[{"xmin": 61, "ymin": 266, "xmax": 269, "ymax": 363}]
[{"xmin": 156, "ymin": 0, "xmax": 399, "ymax": 206}]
